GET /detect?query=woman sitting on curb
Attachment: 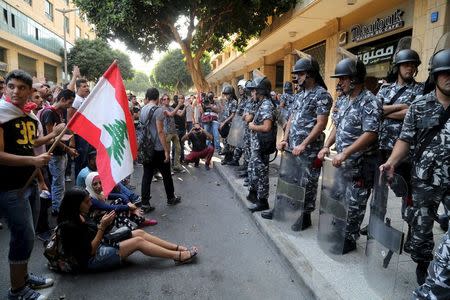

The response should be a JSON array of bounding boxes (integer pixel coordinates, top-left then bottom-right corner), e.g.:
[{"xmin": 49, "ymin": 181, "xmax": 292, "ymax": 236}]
[
  {"xmin": 85, "ymin": 172, "xmax": 156, "ymax": 228},
  {"xmin": 57, "ymin": 187, "xmax": 198, "ymax": 272}
]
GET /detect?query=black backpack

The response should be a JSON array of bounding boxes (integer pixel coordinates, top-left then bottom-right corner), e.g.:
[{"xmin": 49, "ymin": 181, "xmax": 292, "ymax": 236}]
[
  {"xmin": 43, "ymin": 223, "xmax": 79, "ymax": 273},
  {"xmin": 137, "ymin": 106, "xmax": 158, "ymax": 164}
]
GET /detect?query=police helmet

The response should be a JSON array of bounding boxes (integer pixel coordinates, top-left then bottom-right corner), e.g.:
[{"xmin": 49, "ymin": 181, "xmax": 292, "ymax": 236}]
[
  {"xmin": 283, "ymin": 81, "xmax": 293, "ymax": 93},
  {"xmin": 250, "ymin": 77, "xmax": 271, "ymax": 96},
  {"xmin": 291, "ymin": 57, "xmax": 320, "ymax": 74},
  {"xmin": 331, "ymin": 58, "xmax": 366, "ymax": 84},
  {"xmin": 393, "ymin": 49, "xmax": 421, "ymax": 66},
  {"xmin": 237, "ymin": 79, "xmax": 247, "ymax": 88},
  {"xmin": 222, "ymin": 85, "xmax": 233, "ymax": 94},
  {"xmin": 429, "ymin": 49, "xmax": 450, "ymax": 75}
]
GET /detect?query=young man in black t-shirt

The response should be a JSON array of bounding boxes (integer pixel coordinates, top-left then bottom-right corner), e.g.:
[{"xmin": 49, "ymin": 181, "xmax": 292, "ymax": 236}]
[
  {"xmin": 41, "ymin": 89, "xmax": 77, "ymax": 216},
  {"xmin": 181, "ymin": 123, "xmax": 215, "ymax": 170},
  {"xmin": 0, "ymin": 70, "xmax": 55, "ymax": 300}
]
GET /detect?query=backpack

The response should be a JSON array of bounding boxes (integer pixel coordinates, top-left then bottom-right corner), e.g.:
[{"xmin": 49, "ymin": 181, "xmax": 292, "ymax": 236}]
[
  {"xmin": 43, "ymin": 223, "xmax": 79, "ymax": 273},
  {"xmin": 137, "ymin": 106, "xmax": 158, "ymax": 164}
]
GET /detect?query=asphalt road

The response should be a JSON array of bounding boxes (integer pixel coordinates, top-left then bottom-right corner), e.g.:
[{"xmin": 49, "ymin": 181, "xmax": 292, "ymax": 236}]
[{"xmin": 0, "ymin": 162, "xmax": 307, "ymax": 300}]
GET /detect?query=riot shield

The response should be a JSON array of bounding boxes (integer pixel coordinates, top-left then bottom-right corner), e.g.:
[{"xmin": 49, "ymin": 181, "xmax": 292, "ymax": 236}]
[
  {"xmin": 317, "ymin": 158, "xmax": 349, "ymax": 256},
  {"xmin": 227, "ymin": 116, "xmax": 246, "ymax": 148},
  {"xmin": 273, "ymin": 150, "xmax": 308, "ymax": 232},
  {"xmin": 364, "ymin": 169, "xmax": 409, "ymax": 299}
]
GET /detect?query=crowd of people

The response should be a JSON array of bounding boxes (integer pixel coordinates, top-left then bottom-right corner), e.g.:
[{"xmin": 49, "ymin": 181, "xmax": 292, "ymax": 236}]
[{"xmin": 0, "ymin": 42, "xmax": 449, "ymax": 299}]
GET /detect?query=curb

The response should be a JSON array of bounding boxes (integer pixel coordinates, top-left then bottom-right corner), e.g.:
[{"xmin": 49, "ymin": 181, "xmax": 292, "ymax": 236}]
[{"xmin": 213, "ymin": 162, "xmax": 342, "ymax": 300}]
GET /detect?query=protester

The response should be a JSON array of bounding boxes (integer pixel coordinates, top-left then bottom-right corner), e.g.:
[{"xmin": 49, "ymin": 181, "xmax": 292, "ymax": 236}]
[
  {"xmin": 172, "ymin": 95, "xmax": 187, "ymax": 165},
  {"xmin": 161, "ymin": 94, "xmax": 184, "ymax": 173},
  {"xmin": 85, "ymin": 172, "xmax": 156, "ymax": 229},
  {"xmin": 200, "ymin": 92, "xmax": 221, "ymax": 151},
  {"xmin": 140, "ymin": 88, "xmax": 181, "ymax": 213},
  {"xmin": 181, "ymin": 123, "xmax": 215, "ymax": 170},
  {"xmin": 185, "ymin": 95, "xmax": 194, "ymax": 132},
  {"xmin": 0, "ymin": 69, "xmax": 54, "ymax": 300},
  {"xmin": 40, "ymin": 89, "xmax": 78, "ymax": 216},
  {"xmin": 57, "ymin": 187, "xmax": 198, "ymax": 272}
]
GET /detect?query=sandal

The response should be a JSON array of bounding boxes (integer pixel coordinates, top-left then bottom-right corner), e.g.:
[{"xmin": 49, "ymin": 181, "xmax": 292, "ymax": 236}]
[
  {"xmin": 174, "ymin": 247, "xmax": 198, "ymax": 265},
  {"xmin": 175, "ymin": 245, "xmax": 188, "ymax": 251}
]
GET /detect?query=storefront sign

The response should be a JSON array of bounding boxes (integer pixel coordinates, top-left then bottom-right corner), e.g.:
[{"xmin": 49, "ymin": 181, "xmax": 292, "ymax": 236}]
[
  {"xmin": 357, "ymin": 42, "xmax": 396, "ymax": 65},
  {"xmin": 351, "ymin": 10, "xmax": 404, "ymax": 42}
]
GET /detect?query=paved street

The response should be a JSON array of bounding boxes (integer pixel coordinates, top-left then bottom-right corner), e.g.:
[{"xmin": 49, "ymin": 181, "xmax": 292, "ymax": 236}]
[{"xmin": 0, "ymin": 161, "xmax": 308, "ymax": 300}]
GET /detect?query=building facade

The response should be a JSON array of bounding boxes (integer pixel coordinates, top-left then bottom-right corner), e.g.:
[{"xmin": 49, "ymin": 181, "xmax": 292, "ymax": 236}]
[
  {"xmin": 207, "ymin": 0, "xmax": 450, "ymax": 97},
  {"xmin": 0, "ymin": 0, "xmax": 94, "ymax": 83}
]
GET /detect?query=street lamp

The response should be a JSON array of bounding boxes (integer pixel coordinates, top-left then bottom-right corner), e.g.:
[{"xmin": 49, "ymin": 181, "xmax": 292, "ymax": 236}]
[{"xmin": 56, "ymin": 8, "xmax": 78, "ymax": 82}]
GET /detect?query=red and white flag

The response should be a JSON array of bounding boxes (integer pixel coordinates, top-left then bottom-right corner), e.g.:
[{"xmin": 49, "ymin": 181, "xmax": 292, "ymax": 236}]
[{"xmin": 68, "ymin": 62, "xmax": 137, "ymax": 195}]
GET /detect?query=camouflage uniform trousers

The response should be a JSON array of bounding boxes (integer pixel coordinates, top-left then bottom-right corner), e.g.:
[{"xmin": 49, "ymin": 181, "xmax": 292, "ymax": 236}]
[
  {"xmin": 413, "ymin": 228, "xmax": 450, "ymax": 299},
  {"xmin": 404, "ymin": 179, "xmax": 450, "ymax": 263},
  {"xmin": 300, "ymin": 147, "xmax": 323, "ymax": 213},
  {"xmin": 331, "ymin": 165, "xmax": 371, "ymax": 242},
  {"xmin": 232, "ymin": 125, "xmax": 251, "ymax": 166},
  {"xmin": 248, "ymin": 149, "xmax": 270, "ymax": 200}
]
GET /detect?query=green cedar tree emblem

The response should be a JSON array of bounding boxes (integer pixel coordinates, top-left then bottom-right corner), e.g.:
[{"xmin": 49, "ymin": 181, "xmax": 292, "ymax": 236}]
[{"xmin": 103, "ymin": 119, "xmax": 128, "ymax": 166}]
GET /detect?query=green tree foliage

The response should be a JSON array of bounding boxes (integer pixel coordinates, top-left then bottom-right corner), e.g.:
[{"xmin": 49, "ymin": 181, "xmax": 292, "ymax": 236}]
[
  {"xmin": 151, "ymin": 49, "xmax": 210, "ymax": 93},
  {"xmin": 67, "ymin": 39, "xmax": 133, "ymax": 81},
  {"xmin": 73, "ymin": 0, "xmax": 297, "ymax": 91},
  {"xmin": 124, "ymin": 71, "xmax": 151, "ymax": 95}
]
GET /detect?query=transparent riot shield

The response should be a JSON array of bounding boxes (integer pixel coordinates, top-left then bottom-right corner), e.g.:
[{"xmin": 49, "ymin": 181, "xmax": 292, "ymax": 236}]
[
  {"xmin": 317, "ymin": 158, "xmax": 349, "ymax": 256},
  {"xmin": 273, "ymin": 150, "xmax": 308, "ymax": 232},
  {"xmin": 364, "ymin": 169, "xmax": 408, "ymax": 299},
  {"xmin": 227, "ymin": 116, "xmax": 246, "ymax": 148}
]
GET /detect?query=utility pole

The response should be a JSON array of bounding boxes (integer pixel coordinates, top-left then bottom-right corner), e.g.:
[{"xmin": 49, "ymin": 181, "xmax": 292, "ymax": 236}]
[{"xmin": 55, "ymin": 8, "xmax": 78, "ymax": 82}]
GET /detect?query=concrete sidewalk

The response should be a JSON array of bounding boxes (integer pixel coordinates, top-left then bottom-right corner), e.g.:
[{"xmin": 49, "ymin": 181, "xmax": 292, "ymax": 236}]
[{"xmin": 213, "ymin": 157, "xmax": 446, "ymax": 300}]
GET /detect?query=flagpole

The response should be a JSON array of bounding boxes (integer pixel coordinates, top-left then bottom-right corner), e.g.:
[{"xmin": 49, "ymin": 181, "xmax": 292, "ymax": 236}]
[{"xmin": 20, "ymin": 124, "xmax": 70, "ymax": 195}]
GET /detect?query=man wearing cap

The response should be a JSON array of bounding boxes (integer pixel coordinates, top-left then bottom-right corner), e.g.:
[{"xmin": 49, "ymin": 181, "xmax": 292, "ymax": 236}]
[
  {"xmin": 381, "ymin": 48, "xmax": 450, "ymax": 285},
  {"xmin": 318, "ymin": 58, "xmax": 381, "ymax": 254}
]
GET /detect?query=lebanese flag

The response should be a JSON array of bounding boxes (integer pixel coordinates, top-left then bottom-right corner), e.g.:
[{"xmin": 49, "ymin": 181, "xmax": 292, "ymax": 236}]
[{"xmin": 68, "ymin": 61, "xmax": 137, "ymax": 196}]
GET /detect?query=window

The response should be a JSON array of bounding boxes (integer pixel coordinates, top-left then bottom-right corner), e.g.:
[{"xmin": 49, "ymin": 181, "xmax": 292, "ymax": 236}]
[
  {"xmin": 23, "ymin": 0, "xmax": 32, "ymax": 5},
  {"xmin": 75, "ymin": 26, "xmax": 80, "ymax": 39},
  {"xmin": 64, "ymin": 16, "xmax": 69, "ymax": 34},
  {"xmin": 84, "ymin": 33, "xmax": 89, "ymax": 39},
  {"xmin": 44, "ymin": 63, "xmax": 57, "ymax": 83},
  {"xmin": 18, "ymin": 54, "xmax": 37, "ymax": 77},
  {"xmin": 44, "ymin": 0, "xmax": 53, "ymax": 21},
  {"xmin": 11, "ymin": 13, "xmax": 15, "ymax": 28},
  {"xmin": 3, "ymin": 9, "xmax": 7, "ymax": 24},
  {"xmin": 35, "ymin": 28, "xmax": 39, "ymax": 40}
]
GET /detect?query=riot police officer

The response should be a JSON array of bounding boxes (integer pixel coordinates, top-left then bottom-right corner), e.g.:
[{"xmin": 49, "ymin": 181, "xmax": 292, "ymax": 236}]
[
  {"xmin": 219, "ymin": 85, "xmax": 238, "ymax": 165},
  {"xmin": 279, "ymin": 81, "xmax": 295, "ymax": 126},
  {"xmin": 318, "ymin": 58, "xmax": 381, "ymax": 254},
  {"xmin": 246, "ymin": 77, "xmax": 277, "ymax": 212},
  {"xmin": 368, "ymin": 49, "xmax": 424, "ymax": 248},
  {"xmin": 381, "ymin": 48, "xmax": 450, "ymax": 285},
  {"xmin": 229, "ymin": 80, "xmax": 250, "ymax": 167},
  {"xmin": 261, "ymin": 56, "xmax": 332, "ymax": 232}
]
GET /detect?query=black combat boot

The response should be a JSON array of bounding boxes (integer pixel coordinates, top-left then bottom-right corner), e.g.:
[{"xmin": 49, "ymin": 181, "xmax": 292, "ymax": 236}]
[
  {"xmin": 341, "ymin": 239, "xmax": 357, "ymax": 254},
  {"xmin": 248, "ymin": 198, "xmax": 269, "ymax": 213},
  {"xmin": 291, "ymin": 213, "xmax": 312, "ymax": 231},
  {"xmin": 261, "ymin": 209, "xmax": 274, "ymax": 220},
  {"xmin": 238, "ymin": 171, "xmax": 248, "ymax": 178},
  {"xmin": 416, "ymin": 261, "xmax": 430, "ymax": 285},
  {"xmin": 246, "ymin": 190, "xmax": 257, "ymax": 203}
]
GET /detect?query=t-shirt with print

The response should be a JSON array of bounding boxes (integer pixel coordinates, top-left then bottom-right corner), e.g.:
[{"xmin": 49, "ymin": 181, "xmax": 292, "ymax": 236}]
[
  {"xmin": 0, "ymin": 115, "xmax": 38, "ymax": 190},
  {"xmin": 41, "ymin": 108, "xmax": 66, "ymax": 155},
  {"xmin": 162, "ymin": 106, "xmax": 177, "ymax": 134}
]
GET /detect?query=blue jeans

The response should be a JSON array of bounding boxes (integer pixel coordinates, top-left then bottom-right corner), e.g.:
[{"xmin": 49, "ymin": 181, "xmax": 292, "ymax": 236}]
[
  {"xmin": 203, "ymin": 121, "xmax": 221, "ymax": 151},
  {"xmin": 48, "ymin": 154, "xmax": 67, "ymax": 212},
  {"xmin": 109, "ymin": 183, "xmax": 139, "ymax": 203},
  {"xmin": 87, "ymin": 244, "xmax": 121, "ymax": 271},
  {"xmin": 0, "ymin": 185, "xmax": 37, "ymax": 263}
]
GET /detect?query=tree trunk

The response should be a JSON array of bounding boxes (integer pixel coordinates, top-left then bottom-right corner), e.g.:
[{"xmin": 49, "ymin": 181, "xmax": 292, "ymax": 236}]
[{"xmin": 184, "ymin": 53, "xmax": 210, "ymax": 92}]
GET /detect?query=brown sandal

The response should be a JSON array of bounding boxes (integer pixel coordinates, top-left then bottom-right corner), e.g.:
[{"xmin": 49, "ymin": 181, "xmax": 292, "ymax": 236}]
[{"xmin": 174, "ymin": 247, "xmax": 198, "ymax": 265}]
